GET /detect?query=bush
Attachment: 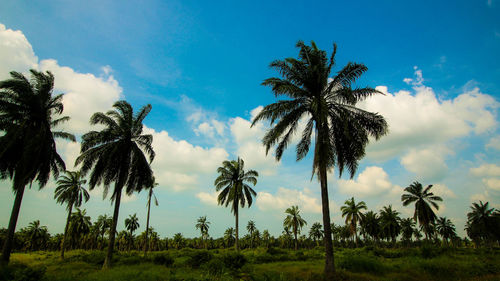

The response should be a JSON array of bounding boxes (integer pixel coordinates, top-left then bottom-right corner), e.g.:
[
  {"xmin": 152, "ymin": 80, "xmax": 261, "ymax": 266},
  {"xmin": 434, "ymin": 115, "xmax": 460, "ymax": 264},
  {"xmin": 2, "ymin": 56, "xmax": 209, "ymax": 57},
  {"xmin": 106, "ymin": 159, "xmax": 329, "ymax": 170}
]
[
  {"xmin": 203, "ymin": 258, "xmax": 225, "ymax": 276},
  {"xmin": 338, "ymin": 253, "xmax": 385, "ymax": 274},
  {"xmin": 266, "ymin": 247, "xmax": 286, "ymax": 255},
  {"xmin": 222, "ymin": 252, "xmax": 247, "ymax": 270},
  {"xmin": 186, "ymin": 250, "xmax": 213, "ymax": 268},
  {"xmin": 420, "ymin": 245, "xmax": 439, "ymax": 259},
  {"xmin": 152, "ymin": 253, "xmax": 174, "ymax": 267},
  {"xmin": 116, "ymin": 255, "xmax": 143, "ymax": 265},
  {"xmin": 73, "ymin": 251, "xmax": 106, "ymax": 265},
  {"xmin": 0, "ymin": 263, "xmax": 45, "ymax": 281}
]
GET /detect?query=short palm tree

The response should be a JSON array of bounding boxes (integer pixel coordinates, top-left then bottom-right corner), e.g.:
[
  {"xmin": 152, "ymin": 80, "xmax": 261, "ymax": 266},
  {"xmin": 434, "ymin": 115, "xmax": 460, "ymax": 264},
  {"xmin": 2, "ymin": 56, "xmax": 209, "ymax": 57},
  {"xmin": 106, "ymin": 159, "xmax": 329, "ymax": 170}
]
[
  {"xmin": 466, "ymin": 201, "xmax": 497, "ymax": 244},
  {"xmin": 0, "ymin": 70, "xmax": 75, "ymax": 265},
  {"xmin": 341, "ymin": 197, "xmax": 367, "ymax": 246},
  {"xmin": 144, "ymin": 176, "xmax": 158, "ymax": 256},
  {"xmin": 215, "ymin": 157, "xmax": 258, "ymax": 251},
  {"xmin": 360, "ymin": 211, "xmax": 380, "ymax": 242},
  {"xmin": 25, "ymin": 220, "xmax": 49, "ymax": 251},
  {"xmin": 262, "ymin": 230, "xmax": 271, "ymax": 247},
  {"xmin": 196, "ymin": 216, "xmax": 210, "ymax": 249},
  {"xmin": 75, "ymin": 100, "xmax": 154, "ymax": 268},
  {"xmin": 400, "ymin": 218, "xmax": 416, "ymax": 245},
  {"xmin": 283, "ymin": 206, "xmax": 307, "ymax": 250},
  {"xmin": 251, "ymin": 41, "xmax": 388, "ymax": 277},
  {"xmin": 125, "ymin": 214, "xmax": 140, "ymax": 251},
  {"xmin": 223, "ymin": 227, "xmax": 235, "ymax": 248},
  {"xmin": 54, "ymin": 170, "xmax": 89, "ymax": 259},
  {"xmin": 379, "ymin": 205, "xmax": 401, "ymax": 244},
  {"xmin": 96, "ymin": 214, "xmax": 112, "ymax": 250},
  {"xmin": 401, "ymin": 181, "xmax": 443, "ymax": 240},
  {"xmin": 68, "ymin": 208, "xmax": 91, "ymax": 249},
  {"xmin": 247, "ymin": 220, "xmax": 256, "ymax": 248},
  {"xmin": 309, "ymin": 222, "xmax": 324, "ymax": 247},
  {"xmin": 436, "ymin": 217, "xmax": 456, "ymax": 245}
]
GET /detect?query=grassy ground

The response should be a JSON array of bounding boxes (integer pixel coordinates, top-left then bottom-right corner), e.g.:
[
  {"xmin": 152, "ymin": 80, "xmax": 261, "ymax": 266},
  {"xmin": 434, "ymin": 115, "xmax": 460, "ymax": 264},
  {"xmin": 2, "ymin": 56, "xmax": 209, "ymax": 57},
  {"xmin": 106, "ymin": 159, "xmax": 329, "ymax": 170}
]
[{"xmin": 1, "ymin": 247, "xmax": 499, "ymax": 280}]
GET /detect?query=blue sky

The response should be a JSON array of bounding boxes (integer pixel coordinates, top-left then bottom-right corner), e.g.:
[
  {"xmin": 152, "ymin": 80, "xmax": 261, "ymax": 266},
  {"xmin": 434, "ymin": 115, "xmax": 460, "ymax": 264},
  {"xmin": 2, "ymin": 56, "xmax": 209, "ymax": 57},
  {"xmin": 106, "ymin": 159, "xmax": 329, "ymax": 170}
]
[{"xmin": 0, "ymin": 0, "xmax": 499, "ymax": 238}]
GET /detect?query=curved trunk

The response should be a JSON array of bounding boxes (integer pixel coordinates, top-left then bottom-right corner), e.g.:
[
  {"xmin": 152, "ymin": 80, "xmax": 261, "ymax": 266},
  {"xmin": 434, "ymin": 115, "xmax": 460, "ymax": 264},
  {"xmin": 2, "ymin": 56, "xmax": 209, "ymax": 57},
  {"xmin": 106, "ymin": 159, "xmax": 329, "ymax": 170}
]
[
  {"xmin": 235, "ymin": 204, "xmax": 239, "ymax": 251},
  {"xmin": 143, "ymin": 189, "xmax": 152, "ymax": 257},
  {"xmin": 1, "ymin": 182, "xmax": 26, "ymax": 266},
  {"xmin": 61, "ymin": 203, "xmax": 73, "ymax": 259},
  {"xmin": 103, "ymin": 187, "xmax": 122, "ymax": 269}
]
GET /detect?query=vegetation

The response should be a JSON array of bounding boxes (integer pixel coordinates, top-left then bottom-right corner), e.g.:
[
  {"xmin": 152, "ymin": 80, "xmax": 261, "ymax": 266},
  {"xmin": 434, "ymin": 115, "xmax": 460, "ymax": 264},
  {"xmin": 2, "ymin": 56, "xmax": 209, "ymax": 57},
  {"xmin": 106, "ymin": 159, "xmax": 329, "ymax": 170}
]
[{"xmin": 283, "ymin": 206, "xmax": 307, "ymax": 251}]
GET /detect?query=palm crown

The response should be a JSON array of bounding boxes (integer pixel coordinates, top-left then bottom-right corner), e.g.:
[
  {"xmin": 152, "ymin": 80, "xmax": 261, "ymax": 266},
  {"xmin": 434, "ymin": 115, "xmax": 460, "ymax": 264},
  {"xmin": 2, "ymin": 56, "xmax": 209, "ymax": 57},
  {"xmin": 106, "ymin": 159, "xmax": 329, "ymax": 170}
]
[
  {"xmin": 341, "ymin": 197, "xmax": 367, "ymax": 240},
  {"xmin": 55, "ymin": 170, "xmax": 89, "ymax": 211}
]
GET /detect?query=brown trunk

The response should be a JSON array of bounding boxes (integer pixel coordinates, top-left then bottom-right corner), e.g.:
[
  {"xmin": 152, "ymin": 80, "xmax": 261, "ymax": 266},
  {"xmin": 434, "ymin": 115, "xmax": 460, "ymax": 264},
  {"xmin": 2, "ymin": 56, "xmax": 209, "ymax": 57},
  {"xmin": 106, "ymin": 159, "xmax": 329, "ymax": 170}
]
[
  {"xmin": 294, "ymin": 227, "xmax": 298, "ymax": 250},
  {"xmin": 103, "ymin": 188, "xmax": 122, "ymax": 269},
  {"xmin": 320, "ymin": 165, "xmax": 335, "ymax": 279},
  {"xmin": 1, "ymin": 182, "xmax": 26, "ymax": 266},
  {"xmin": 235, "ymin": 203, "xmax": 239, "ymax": 251},
  {"xmin": 61, "ymin": 203, "xmax": 73, "ymax": 259},
  {"xmin": 143, "ymin": 188, "xmax": 152, "ymax": 257}
]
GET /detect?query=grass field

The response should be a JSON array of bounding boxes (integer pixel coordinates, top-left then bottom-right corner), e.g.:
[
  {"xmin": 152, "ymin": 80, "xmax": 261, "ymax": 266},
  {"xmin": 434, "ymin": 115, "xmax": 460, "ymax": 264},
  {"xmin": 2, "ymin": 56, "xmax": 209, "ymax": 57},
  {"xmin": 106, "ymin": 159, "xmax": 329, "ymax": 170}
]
[{"xmin": 1, "ymin": 247, "xmax": 499, "ymax": 280}]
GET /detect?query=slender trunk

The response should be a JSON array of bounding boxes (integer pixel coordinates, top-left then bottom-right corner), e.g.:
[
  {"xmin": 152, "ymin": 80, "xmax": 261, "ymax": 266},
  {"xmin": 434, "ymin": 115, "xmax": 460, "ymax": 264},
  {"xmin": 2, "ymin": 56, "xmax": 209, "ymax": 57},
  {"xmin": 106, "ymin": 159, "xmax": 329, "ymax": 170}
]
[
  {"xmin": 294, "ymin": 227, "xmax": 298, "ymax": 250},
  {"xmin": 129, "ymin": 230, "xmax": 133, "ymax": 251},
  {"xmin": 320, "ymin": 164, "xmax": 335, "ymax": 278},
  {"xmin": 1, "ymin": 182, "xmax": 26, "ymax": 266},
  {"xmin": 103, "ymin": 188, "xmax": 122, "ymax": 269},
  {"xmin": 144, "ymin": 190, "xmax": 151, "ymax": 257},
  {"xmin": 250, "ymin": 231, "xmax": 253, "ymax": 249},
  {"xmin": 354, "ymin": 223, "xmax": 358, "ymax": 248},
  {"xmin": 235, "ymin": 204, "xmax": 239, "ymax": 251},
  {"xmin": 61, "ymin": 203, "xmax": 73, "ymax": 259}
]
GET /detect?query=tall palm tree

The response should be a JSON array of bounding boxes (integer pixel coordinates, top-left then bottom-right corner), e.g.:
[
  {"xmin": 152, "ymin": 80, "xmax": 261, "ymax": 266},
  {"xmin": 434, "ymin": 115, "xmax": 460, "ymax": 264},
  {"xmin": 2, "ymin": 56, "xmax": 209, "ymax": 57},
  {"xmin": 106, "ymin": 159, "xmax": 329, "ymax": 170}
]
[
  {"xmin": 0, "ymin": 70, "xmax": 75, "ymax": 264},
  {"xmin": 68, "ymin": 208, "xmax": 91, "ymax": 249},
  {"xmin": 379, "ymin": 205, "xmax": 401, "ymax": 244},
  {"xmin": 54, "ymin": 170, "xmax": 89, "ymax": 259},
  {"xmin": 125, "ymin": 214, "xmax": 140, "ymax": 251},
  {"xmin": 195, "ymin": 216, "xmax": 210, "ymax": 249},
  {"xmin": 246, "ymin": 220, "xmax": 256, "ymax": 249},
  {"xmin": 25, "ymin": 220, "xmax": 49, "ymax": 251},
  {"xmin": 75, "ymin": 100, "xmax": 154, "ymax": 268},
  {"xmin": 251, "ymin": 41, "xmax": 388, "ymax": 277},
  {"xmin": 401, "ymin": 181, "xmax": 443, "ymax": 240},
  {"xmin": 144, "ymin": 176, "xmax": 158, "ymax": 256},
  {"xmin": 341, "ymin": 197, "xmax": 367, "ymax": 246},
  {"xmin": 436, "ymin": 217, "xmax": 456, "ymax": 245},
  {"xmin": 283, "ymin": 206, "xmax": 307, "ymax": 250},
  {"xmin": 309, "ymin": 222, "xmax": 324, "ymax": 247},
  {"xmin": 214, "ymin": 157, "xmax": 258, "ymax": 251}
]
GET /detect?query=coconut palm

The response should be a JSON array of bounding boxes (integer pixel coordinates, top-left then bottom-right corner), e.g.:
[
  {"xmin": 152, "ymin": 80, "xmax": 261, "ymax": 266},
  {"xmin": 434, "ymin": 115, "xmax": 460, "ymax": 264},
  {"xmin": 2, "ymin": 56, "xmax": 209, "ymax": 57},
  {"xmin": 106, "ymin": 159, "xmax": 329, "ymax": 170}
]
[
  {"xmin": 262, "ymin": 230, "xmax": 271, "ymax": 248},
  {"xmin": 54, "ymin": 170, "xmax": 89, "ymax": 258},
  {"xmin": 214, "ymin": 157, "xmax": 258, "ymax": 251},
  {"xmin": 341, "ymin": 197, "xmax": 367, "ymax": 246},
  {"xmin": 401, "ymin": 181, "xmax": 442, "ymax": 240},
  {"xmin": 0, "ymin": 70, "xmax": 75, "ymax": 264},
  {"xmin": 283, "ymin": 206, "xmax": 307, "ymax": 250},
  {"xmin": 196, "ymin": 216, "xmax": 210, "ymax": 249},
  {"xmin": 466, "ymin": 201, "xmax": 498, "ymax": 245},
  {"xmin": 25, "ymin": 220, "xmax": 49, "ymax": 251},
  {"xmin": 400, "ymin": 218, "xmax": 416, "ymax": 245},
  {"xmin": 309, "ymin": 222, "xmax": 324, "ymax": 247},
  {"xmin": 96, "ymin": 214, "xmax": 112, "ymax": 250},
  {"xmin": 125, "ymin": 214, "xmax": 140, "ymax": 251},
  {"xmin": 360, "ymin": 211, "xmax": 380, "ymax": 242},
  {"xmin": 68, "ymin": 208, "xmax": 91, "ymax": 249},
  {"xmin": 223, "ymin": 227, "xmax": 235, "ymax": 248},
  {"xmin": 246, "ymin": 220, "xmax": 256, "ymax": 248},
  {"xmin": 251, "ymin": 41, "xmax": 388, "ymax": 277},
  {"xmin": 143, "ymin": 176, "xmax": 158, "ymax": 256},
  {"xmin": 379, "ymin": 205, "xmax": 401, "ymax": 244},
  {"xmin": 436, "ymin": 217, "xmax": 456, "ymax": 245},
  {"xmin": 75, "ymin": 100, "xmax": 154, "ymax": 268}
]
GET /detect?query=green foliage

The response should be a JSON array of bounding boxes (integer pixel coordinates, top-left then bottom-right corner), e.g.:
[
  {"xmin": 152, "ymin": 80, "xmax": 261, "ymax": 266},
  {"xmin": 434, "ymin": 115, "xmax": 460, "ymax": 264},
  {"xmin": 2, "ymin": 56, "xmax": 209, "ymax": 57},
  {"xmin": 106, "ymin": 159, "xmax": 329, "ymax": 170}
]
[
  {"xmin": 337, "ymin": 253, "xmax": 385, "ymax": 274},
  {"xmin": 202, "ymin": 257, "xmax": 224, "ymax": 276},
  {"xmin": 186, "ymin": 250, "xmax": 213, "ymax": 268},
  {"xmin": 152, "ymin": 253, "xmax": 174, "ymax": 267},
  {"xmin": 222, "ymin": 251, "xmax": 247, "ymax": 270},
  {"xmin": 0, "ymin": 263, "xmax": 46, "ymax": 281}
]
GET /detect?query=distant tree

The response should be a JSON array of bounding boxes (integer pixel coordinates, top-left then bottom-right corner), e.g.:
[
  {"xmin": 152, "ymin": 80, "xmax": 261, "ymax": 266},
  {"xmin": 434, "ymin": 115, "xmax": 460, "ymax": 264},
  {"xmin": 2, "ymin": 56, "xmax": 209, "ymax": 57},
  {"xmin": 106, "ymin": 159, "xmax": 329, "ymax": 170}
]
[
  {"xmin": 54, "ymin": 170, "xmax": 89, "ymax": 259},
  {"xmin": 68, "ymin": 208, "xmax": 91, "ymax": 249},
  {"xmin": 196, "ymin": 216, "xmax": 210, "ymax": 249},
  {"xmin": 309, "ymin": 222, "xmax": 324, "ymax": 247},
  {"xmin": 96, "ymin": 214, "xmax": 112, "ymax": 250},
  {"xmin": 144, "ymin": 176, "xmax": 158, "ymax": 256},
  {"xmin": 172, "ymin": 233, "xmax": 185, "ymax": 249},
  {"xmin": 215, "ymin": 157, "xmax": 258, "ymax": 251},
  {"xmin": 125, "ymin": 214, "xmax": 140, "ymax": 251},
  {"xmin": 379, "ymin": 205, "xmax": 401, "ymax": 244},
  {"xmin": 25, "ymin": 220, "xmax": 49, "ymax": 251},
  {"xmin": 223, "ymin": 227, "xmax": 235, "ymax": 248},
  {"xmin": 283, "ymin": 206, "xmax": 307, "ymax": 250},
  {"xmin": 360, "ymin": 211, "xmax": 380, "ymax": 242},
  {"xmin": 400, "ymin": 218, "xmax": 416, "ymax": 245},
  {"xmin": 0, "ymin": 70, "xmax": 75, "ymax": 265},
  {"xmin": 341, "ymin": 197, "xmax": 367, "ymax": 246},
  {"xmin": 466, "ymin": 201, "xmax": 499, "ymax": 246},
  {"xmin": 247, "ymin": 220, "xmax": 256, "ymax": 249},
  {"xmin": 262, "ymin": 230, "xmax": 271, "ymax": 248},
  {"xmin": 75, "ymin": 101, "xmax": 154, "ymax": 268},
  {"xmin": 401, "ymin": 181, "xmax": 442, "ymax": 240}
]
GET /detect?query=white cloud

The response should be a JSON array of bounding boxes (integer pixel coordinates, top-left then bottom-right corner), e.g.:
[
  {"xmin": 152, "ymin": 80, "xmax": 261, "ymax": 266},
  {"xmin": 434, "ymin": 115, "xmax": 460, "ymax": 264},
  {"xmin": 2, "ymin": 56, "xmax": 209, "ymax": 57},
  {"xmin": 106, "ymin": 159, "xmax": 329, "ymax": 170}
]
[
  {"xmin": 432, "ymin": 184, "xmax": 456, "ymax": 199},
  {"xmin": 338, "ymin": 166, "xmax": 401, "ymax": 197},
  {"xmin": 257, "ymin": 187, "xmax": 323, "ymax": 214},
  {"xmin": 400, "ymin": 147, "xmax": 449, "ymax": 181},
  {"xmin": 196, "ymin": 192, "xmax": 219, "ymax": 206},
  {"xmin": 470, "ymin": 163, "xmax": 500, "ymax": 177},
  {"xmin": 0, "ymin": 24, "xmax": 38, "ymax": 79},
  {"xmin": 359, "ymin": 68, "xmax": 498, "ymax": 160},
  {"xmin": 483, "ymin": 178, "xmax": 500, "ymax": 191},
  {"xmin": 486, "ymin": 136, "xmax": 500, "ymax": 150}
]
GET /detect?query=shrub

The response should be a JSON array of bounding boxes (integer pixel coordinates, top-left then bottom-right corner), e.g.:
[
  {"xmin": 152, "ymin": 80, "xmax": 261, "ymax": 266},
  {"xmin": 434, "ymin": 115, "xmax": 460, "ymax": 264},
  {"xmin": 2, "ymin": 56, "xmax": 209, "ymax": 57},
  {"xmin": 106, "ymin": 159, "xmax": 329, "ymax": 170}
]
[
  {"xmin": 266, "ymin": 247, "xmax": 286, "ymax": 255},
  {"xmin": 74, "ymin": 251, "xmax": 106, "ymax": 265},
  {"xmin": 420, "ymin": 245, "xmax": 439, "ymax": 259},
  {"xmin": 186, "ymin": 250, "xmax": 213, "ymax": 268},
  {"xmin": 203, "ymin": 258, "xmax": 225, "ymax": 276},
  {"xmin": 222, "ymin": 252, "xmax": 247, "ymax": 270},
  {"xmin": 0, "ymin": 263, "xmax": 45, "ymax": 281},
  {"xmin": 116, "ymin": 255, "xmax": 143, "ymax": 265},
  {"xmin": 152, "ymin": 253, "xmax": 174, "ymax": 267},
  {"xmin": 338, "ymin": 253, "xmax": 385, "ymax": 274}
]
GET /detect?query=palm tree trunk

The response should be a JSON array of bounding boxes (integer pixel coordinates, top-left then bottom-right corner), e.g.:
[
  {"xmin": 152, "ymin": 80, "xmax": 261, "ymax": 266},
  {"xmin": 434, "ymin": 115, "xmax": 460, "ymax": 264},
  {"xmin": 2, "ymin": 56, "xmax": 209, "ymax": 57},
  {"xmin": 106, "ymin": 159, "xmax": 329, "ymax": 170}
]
[
  {"xmin": 294, "ymin": 228, "xmax": 298, "ymax": 250},
  {"xmin": 319, "ymin": 164, "xmax": 335, "ymax": 278},
  {"xmin": 103, "ymin": 187, "xmax": 122, "ymax": 269},
  {"xmin": 235, "ymin": 204, "xmax": 239, "ymax": 251},
  {"xmin": 355, "ymin": 224, "xmax": 358, "ymax": 248},
  {"xmin": 129, "ymin": 230, "xmax": 133, "ymax": 251},
  {"xmin": 61, "ymin": 203, "xmax": 73, "ymax": 259},
  {"xmin": 143, "ymin": 191, "xmax": 151, "ymax": 257},
  {"xmin": 1, "ymin": 182, "xmax": 26, "ymax": 266}
]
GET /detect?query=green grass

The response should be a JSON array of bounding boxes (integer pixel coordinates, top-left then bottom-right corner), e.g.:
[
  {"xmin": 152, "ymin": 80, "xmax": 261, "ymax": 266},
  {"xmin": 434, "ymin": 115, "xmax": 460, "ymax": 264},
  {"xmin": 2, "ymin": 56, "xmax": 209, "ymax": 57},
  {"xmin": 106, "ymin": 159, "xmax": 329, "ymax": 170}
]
[{"xmin": 2, "ymin": 247, "xmax": 499, "ymax": 281}]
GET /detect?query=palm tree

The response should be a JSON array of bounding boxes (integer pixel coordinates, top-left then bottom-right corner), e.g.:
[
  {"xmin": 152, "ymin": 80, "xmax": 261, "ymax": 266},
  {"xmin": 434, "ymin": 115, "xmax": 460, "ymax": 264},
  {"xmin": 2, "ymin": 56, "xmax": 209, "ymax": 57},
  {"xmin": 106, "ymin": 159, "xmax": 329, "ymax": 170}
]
[
  {"xmin": 360, "ymin": 211, "xmax": 380, "ymax": 243},
  {"xmin": 75, "ymin": 100, "xmax": 154, "ymax": 268},
  {"xmin": 25, "ymin": 220, "xmax": 49, "ymax": 251},
  {"xmin": 466, "ymin": 201, "xmax": 497, "ymax": 245},
  {"xmin": 144, "ymin": 176, "xmax": 158, "ymax": 256},
  {"xmin": 341, "ymin": 197, "xmax": 367, "ymax": 246},
  {"xmin": 283, "ymin": 206, "xmax": 307, "ymax": 250},
  {"xmin": 401, "ymin": 181, "xmax": 443, "ymax": 240},
  {"xmin": 379, "ymin": 205, "xmax": 401, "ymax": 244},
  {"xmin": 436, "ymin": 217, "xmax": 456, "ymax": 245},
  {"xmin": 125, "ymin": 214, "xmax": 140, "ymax": 251},
  {"xmin": 214, "ymin": 157, "xmax": 258, "ymax": 251},
  {"xmin": 0, "ymin": 70, "xmax": 75, "ymax": 265},
  {"xmin": 195, "ymin": 216, "xmax": 210, "ymax": 249},
  {"xmin": 223, "ymin": 227, "xmax": 235, "ymax": 248},
  {"xmin": 400, "ymin": 218, "xmax": 416, "ymax": 245},
  {"xmin": 54, "ymin": 170, "xmax": 89, "ymax": 259},
  {"xmin": 262, "ymin": 230, "xmax": 271, "ymax": 248},
  {"xmin": 251, "ymin": 41, "xmax": 388, "ymax": 277},
  {"xmin": 96, "ymin": 214, "xmax": 112, "ymax": 250},
  {"xmin": 309, "ymin": 222, "xmax": 324, "ymax": 247},
  {"xmin": 247, "ymin": 220, "xmax": 256, "ymax": 249},
  {"xmin": 68, "ymin": 208, "xmax": 91, "ymax": 249}
]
